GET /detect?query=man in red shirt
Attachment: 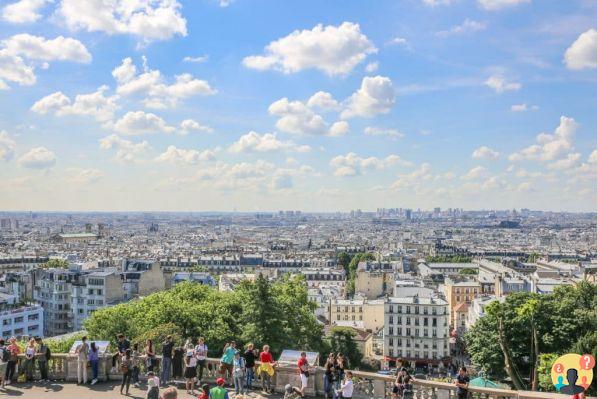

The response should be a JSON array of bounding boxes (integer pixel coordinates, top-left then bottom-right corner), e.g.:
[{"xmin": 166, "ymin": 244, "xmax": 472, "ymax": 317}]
[{"xmin": 297, "ymin": 352, "xmax": 310, "ymax": 397}]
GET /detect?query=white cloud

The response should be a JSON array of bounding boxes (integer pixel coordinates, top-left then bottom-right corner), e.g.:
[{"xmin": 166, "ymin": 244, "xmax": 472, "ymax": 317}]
[
  {"xmin": 478, "ymin": 0, "xmax": 530, "ymax": 11},
  {"xmin": 341, "ymin": 75, "xmax": 395, "ymax": 119},
  {"xmin": 58, "ymin": 0, "xmax": 187, "ymax": 42},
  {"xmin": 0, "ymin": 131, "xmax": 16, "ymax": 161},
  {"xmin": 18, "ymin": 146, "xmax": 56, "ymax": 169},
  {"xmin": 183, "ymin": 55, "xmax": 208, "ymax": 63},
  {"xmin": 564, "ymin": 29, "xmax": 597, "ymax": 70},
  {"xmin": 388, "ymin": 37, "xmax": 408, "ymax": 46},
  {"xmin": 66, "ymin": 168, "xmax": 104, "ymax": 184},
  {"xmin": 472, "ymin": 145, "xmax": 500, "ymax": 160},
  {"xmin": 330, "ymin": 152, "xmax": 409, "ymax": 177},
  {"xmin": 364, "ymin": 126, "xmax": 404, "ymax": 140},
  {"xmin": 180, "ymin": 119, "xmax": 213, "ymax": 134},
  {"xmin": 365, "ymin": 62, "xmax": 379, "ymax": 73},
  {"xmin": 392, "ymin": 163, "xmax": 433, "ymax": 190},
  {"xmin": 0, "ymin": 49, "xmax": 36, "ymax": 87},
  {"xmin": 228, "ymin": 131, "xmax": 309, "ymax": 153},
  {"xmin": 461, "ymin": 166, "xmax": 487, "ymax": 180},
  {"xmin": 547, "ymin": 152, "xmax": 581, "ymax": 170},
  {"xmin": 436, "ymin": 19, "xmax": 486, "ymax": 37},
  {"xmin": 268, "ymin": 97, "xmax": 348, "ymax": 137},
  {"xmin": 218, "ymin": 0, "xmax": 233, "ymax": 7},
  {"xmin": 2, "ymin": 34, "xmax": 91, "ymax": 63},
  {"xmin": 509, "ymin": 116, "xmax": 579, "ymax": 162},
  {"xmin": 155, "ymin": 145, "xmax": 215, "ymax": 165},
  {"xmin": 2, "ymin": 0, "xmax": 50, "ymax": 23},
  {"xmin": 113, "ymin": 111, "xmax": 175, "ymax": 136},
  {"xmin": 306, "ymin": 91, "xmax": 340, "ymax": 111},
  {"xmin": 510, "ymin": 103, "xmax": 538, "ymax": 112},
  {"xmin": 31, "ymin": 86, "xmax": 118, "ymax": 122},
  {"xmin": 422, "ymin": 0, "xmax": 454, "ymax": 5},
  {"xmin": 485, "ymin": 75, "xmax": 521, "ymax": 93},
  {"xmin": 112, "ymin": 57, "xmax": 215, "ymax": 108},
  {"xmin": 99, "ymin": 134, "xmax": 150, "ymax": 163},
  {"xmin": 589, "ymin": 150, "xmax": 597, "ymax": 164},
  {"xmin": 242, "ymin": 22, "xmax": 377, "ymax": 76}
]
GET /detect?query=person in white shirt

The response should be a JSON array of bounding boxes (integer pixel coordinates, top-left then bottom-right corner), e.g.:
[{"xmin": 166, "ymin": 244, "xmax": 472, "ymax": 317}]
[
  {"xmin": 337, "ymin": 371, "xmax": 354, "ymax": 399},
  {"xmin": 146, "ymin": 370, "xmax": 160, "ymax": 399},
  {"xmin": 75, "ymin": 336, "xmax": 89, "ymax": 384},
  {"xmin": 195, "ymin": 337, "xmax": 208, "ymax": 382},
  {"xmin": 184, "ymin": 348, "xmax": 198, "ymax": 394}
]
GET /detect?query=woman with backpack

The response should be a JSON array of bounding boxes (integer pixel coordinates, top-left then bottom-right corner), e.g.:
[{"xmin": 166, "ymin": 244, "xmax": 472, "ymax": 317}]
[
  {"xmin": 120, "ymin": 349, "xmax": 133, "ymax": 395},
  {"xmin": 5, "ymin": 337, "xmax": 20, "ymax": 385}
]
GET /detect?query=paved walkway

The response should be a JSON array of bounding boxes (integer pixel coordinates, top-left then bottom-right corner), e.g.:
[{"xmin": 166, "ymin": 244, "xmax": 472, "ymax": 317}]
[{"xmin": 0, "ymin": 381, "xmax": 278, "ymax": 398}]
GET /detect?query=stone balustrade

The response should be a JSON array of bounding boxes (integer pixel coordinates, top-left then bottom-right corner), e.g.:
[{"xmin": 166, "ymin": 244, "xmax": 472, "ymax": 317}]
[{"xmin": 13, "ymin": 354, "xmax": 594, "ymax": 399}]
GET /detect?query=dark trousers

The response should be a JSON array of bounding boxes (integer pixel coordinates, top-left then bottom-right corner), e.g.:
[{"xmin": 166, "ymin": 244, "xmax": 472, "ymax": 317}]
[
  {"xmin": 38, "ymin": 360, "xmax": 48, "ymax": 380},
  {"xmin": 132, "ymin": 366, "xmax": 140, "ymax": 384},
  {"xmin": 112, "ymin": 353, "xmax": 119, "ymax": 367},
  {"xmin": 5, "ymin": 361, "xmax": 16, "ymax": 381},
  {"xmin": 196, "ymin": 359, "xmax": 206, "ymax": 381},
  {"xmin": 121, "ymin": 370, "xmax": 132, "ymax": 392}
]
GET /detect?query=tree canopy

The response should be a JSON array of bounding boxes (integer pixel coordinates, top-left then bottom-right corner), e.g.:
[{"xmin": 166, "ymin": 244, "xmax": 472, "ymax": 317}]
[{"xmin": 84, "ymin": 275, "xmax": 325, "ymax": 357}]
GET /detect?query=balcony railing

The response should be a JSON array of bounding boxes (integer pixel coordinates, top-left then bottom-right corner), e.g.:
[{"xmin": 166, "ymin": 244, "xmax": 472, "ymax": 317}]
[{"xmin": 13, "ymin": 354, "xmax": 594, "ymax": 399}]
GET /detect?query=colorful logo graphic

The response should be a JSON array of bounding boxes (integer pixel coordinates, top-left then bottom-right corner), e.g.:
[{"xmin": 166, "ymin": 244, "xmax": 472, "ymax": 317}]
[{"xmin": 551, "ymin": 353, "xmax": 595, "ymax": 395}]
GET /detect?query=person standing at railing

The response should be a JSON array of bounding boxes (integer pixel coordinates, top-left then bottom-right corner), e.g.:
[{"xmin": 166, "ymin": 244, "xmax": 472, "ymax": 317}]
[
  {"xmin": 297, "ymin": 351, "xmax": 313, "ymax": 397},
  {"xmin": 160, "ymin": 335, "xmax": 175, "ymax": 386},
  {"xmin": 4, "ymin": 337, "xmax": 20, "ymax": 385},
  {"xmin": 232, "ymin": 351, "xmax": 246, "ymax": 395},
  {"xmin": 24, "ymin": 338, "xmax": 36, "ymax": 382},
  {"xmin": 195, "ymin": 337, "xmax": 208, "ymax": 383},
  {"xmin": 335, "ymin": 371, "xmax": 354, "ymax": 399},
  {"xmin": 185, "ymin": 345, "xmax": 198, "ymax": 394},
  {"xmin": 75, "ymin": 336, "xmax": 89, "ymax": 385},
  {"xmin": 219, "ymin": 341, "xmax": 237, "ymax": 386},
  {"xmin": 324, "ymin": 353, "xmax": 336, "ymax": 399},
  {"xmin": 145, "ymin": 339, "xmax": 156, "ymax": 372},
  {"xmin": 112, "ymin": 334, "xmax": 131, "ymax": 373},
  {"xmin": 120, "ymin": 349, "xmax": 133, "ymax": 395},
  {"xmin": 36, "ymin": 338, "xmax": 51, "ymax": 383},
  {"xmin": 89, "ymin": 342, "xmax": 100, "ymax": 385},
  {"xmin": 244, "ymin": 343, "xmax": 256, "ymax": 391},
  {"xmin": 258, "ymin": 344, "xmax": 277, "ymax": 394},
  {"xmin": 131, "ymin": 343, "xmax": 141, "ymax": 388},
  {"xmin": 333, "ymin": 353, "xmax": 348, "ymax": 399},
  {"xmin": 454, "ymin": 367, "xmax": 469, "ymax": 399},
  {"xmin": 393, "ymin": 367, "xmax": 414, "ymax": 399}
]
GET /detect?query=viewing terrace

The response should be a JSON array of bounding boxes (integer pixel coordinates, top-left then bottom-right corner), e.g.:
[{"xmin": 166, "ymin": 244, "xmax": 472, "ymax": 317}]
[{"xmin": 6, "ymin": 353, "xmax": 594, "ymax": 399}]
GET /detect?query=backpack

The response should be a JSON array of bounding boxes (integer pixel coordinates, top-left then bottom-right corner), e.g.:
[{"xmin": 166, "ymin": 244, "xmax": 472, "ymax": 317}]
[{"xmin": 0, "ymin": 348, "xmax": 9, "ymax": 363}]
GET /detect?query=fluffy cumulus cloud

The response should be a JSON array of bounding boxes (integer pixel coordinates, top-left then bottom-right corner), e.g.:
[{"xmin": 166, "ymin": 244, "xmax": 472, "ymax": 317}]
[
  {"xmin": 113, "ymin": 111, "xmax": 175, "ymax": 136},
  {"xmin": 0, "ymin": 131, "xmax": 16, "ymax": 161},
  {"xmin": 547, "ymin": 152, "xmax": 581, "ymax": 170},
  {"xmin": 589, "ymin": 150, "xmax": 597, "ymax": 164},
  {"xmin": 228, "ymin": 131, "xmax": 308, "ymax": 153},
  {"xmin": 2, "ymin": 0, "xmax": 50, "ymax": 23},
  {"xmin": 509, "ymin": 116, "xmax": 579, "ymax": 163},
  {"xmin": 2, "ymin": 34, "xmax": 91, "ymax": 63},
  {"xmin": 112, "ymin": 57, "xmax": 215, "ymax": 108},
  {"xmin": 18, "ymin": 146, "xmax": 56, "ymax": 169},
  {"xmin": 242, "ymin": 22, "xmax": 377, "ymax": 76},
  {"xmin": 341, "ymin": 76, "xmax": 395, "ymax": 118},
  {"xmin": 268, "ymin": 97, "xmax": 349, "ymax": 137},
  {"xmin": 472, "ymin": 145, "xmax": 500, "ymax": 160},
  {"xmin": 330, "ymin": 152, "xmax": 409, "ymax": 177},
  {"xmin": 364, "ymin": 126, "xmax": 404, "ymax": 140},
  {"xmin": 66, "ymin": 168, "xmax": 104, "ymax": 184},
  {"xmin": 477, "ymin": 0, "xmax": 530, "ymax": 10},
  {"xmin": 436, "ymin": 19, "xmax": 486, "ymax": 37},
  {"xmin": 155, "ymin": 145, "xmax": 215, "ymax": 165},
  {"xmin": 485, "ymin": 75, "xmax": 521, "ymax": 93},
  {"xmin": 564, "ymin": 29, "xmax": 597, "ymax": 70},
  {"xmin": 31, "ymin": 86, "xmax": 118, "ymax": 122},
  {"xmin": 306, "ymin": 91, "xmax": 340, "ymax": 111},
  {"xmin": 391, "ymin": 163, "xmax": 433, "ymax": 190},
  {"xmin": 99, "ymin": 134, "xmax": 150, "ymax": 163},
  {"xmin": 0, "ymin": 49, "xmax": 36, "ymax": 87},
  {"xmin": 58, "ymin": 0, "xmax": 187, "ymax": 42},
  {"xmin": 461, "ymin": 166, "xmax": 487, "ymax": 180},
  {"xmin": 180, "ymin": 119, "xmax": 213, "ymax": 134}
]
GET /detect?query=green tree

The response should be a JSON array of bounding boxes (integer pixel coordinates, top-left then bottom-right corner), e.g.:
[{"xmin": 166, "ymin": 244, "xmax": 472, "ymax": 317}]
[
  {"xmin": 337, "ymin": 252, "xmax": 353, "ymax": 275},
  {"xmin": 346, "ymin": 253, "xmax": 375, "ymax": 296},
  {"xmin": 327, "ymin": 327, "xmax": 362, "ymax": 368},
  {"xmin": 134, "ymin": 323, "xmax": 183, "ymax": 348},
  {"xmin": 44, "ymin": 259, "xmax": 69, "ymax": 269},
  {"xmin": 459, "ymin": 268, "xmax": 478, "ymax": 276}
]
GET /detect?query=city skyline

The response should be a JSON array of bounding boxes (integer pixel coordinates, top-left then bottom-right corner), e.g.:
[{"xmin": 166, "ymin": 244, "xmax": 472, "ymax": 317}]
[{"xmin": 0, "ymin": 0, "xmax": 596, "ymax": 212}]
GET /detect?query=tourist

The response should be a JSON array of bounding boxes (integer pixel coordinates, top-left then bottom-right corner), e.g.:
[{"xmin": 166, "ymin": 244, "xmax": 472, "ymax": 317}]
[
  {"xmin": 75, "ymin": 336, "xmax": 89, "ymax": 385},
  {"xmin": 209, "ymin": 378, "xmax": 229, "ymax": 399},
  {"xmin": 146, "ymin": 370, "xmax": 160, "ymax": 399},
  {"xmin": 393, "ymin": 367, "xmax": 414, "ymax": 399},
  {"xmin": 4, "ymin": 337, "xmax": 20, "ymax": 385},
  {"xmin": 120, "ymin": 348, "xmax": 133, "ymax": 395},
  {"xmin": 112, "ymin": 334, "xmax": 131, "ymax": 373},
  {"xmin": 0, "ymin": 339, "xmax": 7, "ymax": 388},
  {"xmin": 258, "ymin": 344, "xmax": 276, "ymax": 393},
  {"xmin": 297, "ymin": 351, "xmax": 311, "ymax": 397},
  {"xmin": 454, "ymin": 367, "xmax": 469, "ymax": 399},
  {"xmin": 198, "ymin": 383, "xmax": 210, "ymax": 399},
  {"xmin": 324, "ymin": 353, "xmax": 336, "ymax": 399},
  {"xmin": 185, "ymin": 345, "xmax": 198, "ymax": 394},
  {"xmin": 36, "ymin": 338, "xmax": 51, "ymax": 382},
  {"xmin": 232, "ymin": 351, "xmax": 246, "ymax": 395},
  {"xmin": 143, "ymin": 339, "xmax": 155, "ymax": 372},
  {"xmin": 173, "ymin": 343, "xmax": 184, "ymax": 380},
  {"xmin": 89, "ymin": 342, "xmax": 100, "ymax": 385},
  {"xmin": 219, "ymin": 341, "xmax": 237, "ymax": 385},
  {"xmin": 244, "ymin": 343, "xmax": 256, "ymax": 390},
  {"xmin": 132, "ymin": 343, "xmax": 141, "ymax": 388},
  {"xmin": 161, "ymin": 335, "xmax": 175, "ymax": 386},
  {"xmin": 195, "ymin": 337, "xmax": 208, "ymax": 383},
  {"xmin": 162, "ymin": 386, "xmax": 178, "ymax": 399},
  {"xmin": 24, "ymin": 338, "xmax": 36, "ymax": 382},
  {"xmin": 336, "ymin": 371, "xmax": 354, "ymax": 399}
]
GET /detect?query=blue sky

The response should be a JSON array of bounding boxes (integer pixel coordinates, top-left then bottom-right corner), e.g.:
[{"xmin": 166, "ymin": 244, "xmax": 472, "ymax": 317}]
[{"xmin": 0, "ymin": 0, "xmax": 595, "ymax": 212}]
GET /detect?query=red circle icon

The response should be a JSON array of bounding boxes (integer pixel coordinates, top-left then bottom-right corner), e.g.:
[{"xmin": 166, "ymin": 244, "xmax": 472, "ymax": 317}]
[
  {"xmin": 553, "ymin": 363, "xmax": 564, "ymax": 373},
  {"xmin": 579, "ymin": 354, "xmax": 595, "ymax": 370}
]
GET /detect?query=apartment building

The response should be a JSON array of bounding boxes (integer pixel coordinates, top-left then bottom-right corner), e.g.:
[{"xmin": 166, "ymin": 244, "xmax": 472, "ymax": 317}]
[
  {"xmin": 301, "ymin": 268, "xmax": 346, "ymax": 288},
  {"xmin": 444, "ymin": 278, "xmax": 480, "ymax": 329},
  {"xmin": 383, "ymin": 296, "xmax": 450, "ymax": 368},
  {"xmin": 71, "ymin": 268, "xmax": 123, "ymax": 331},
  {"xmin": 355, "ymin": 261, "xmax": 400, "ymax": 299},
  {"xmin": 329, "ymin": 298, "xmax": 385, "ymax": 332},
  {"xmin": 121, "ymin": 259, "xmax": 166, "ymax": 299},
  {"xmin": 0, "ymin": 301, "xmax": 44, "ymax": 339}
]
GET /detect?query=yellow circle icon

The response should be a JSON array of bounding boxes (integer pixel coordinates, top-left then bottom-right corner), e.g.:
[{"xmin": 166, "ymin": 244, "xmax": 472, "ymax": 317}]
[{"xmin": 551, "ymin": 353, "xmax": 594, "ymax": 394}]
